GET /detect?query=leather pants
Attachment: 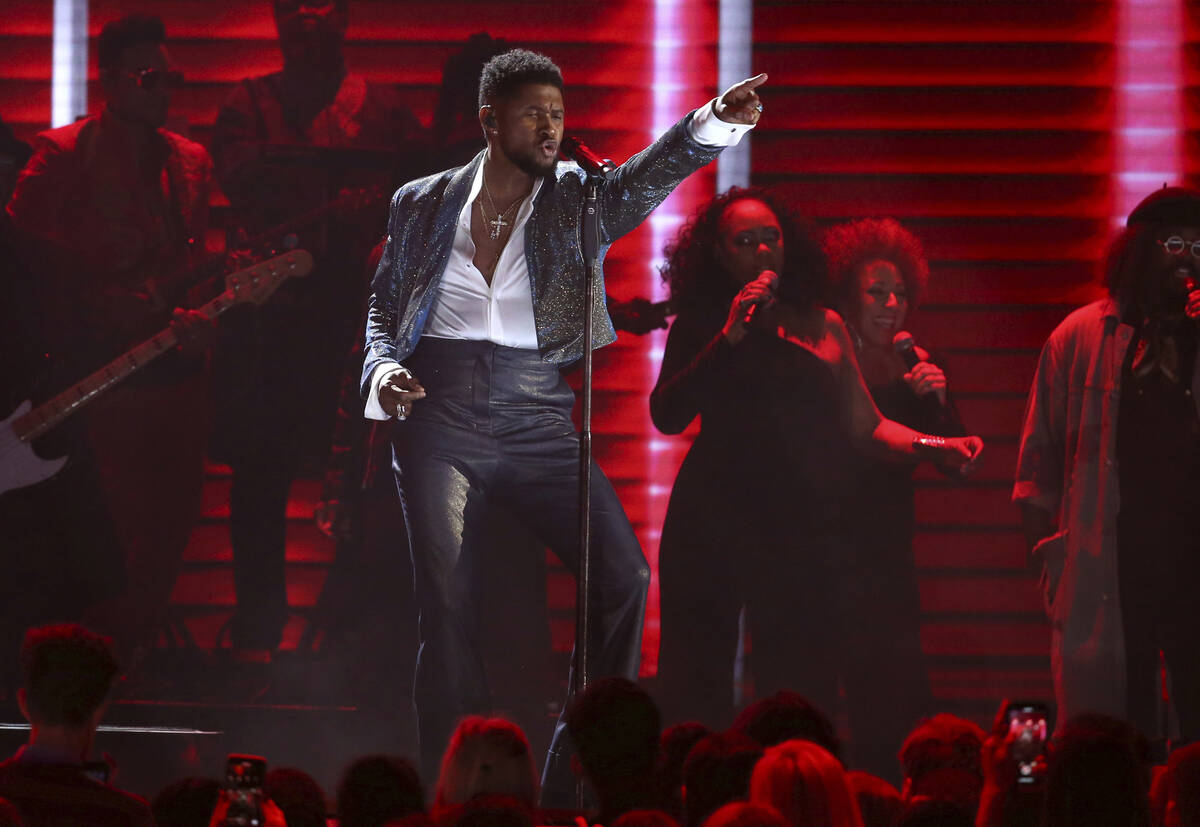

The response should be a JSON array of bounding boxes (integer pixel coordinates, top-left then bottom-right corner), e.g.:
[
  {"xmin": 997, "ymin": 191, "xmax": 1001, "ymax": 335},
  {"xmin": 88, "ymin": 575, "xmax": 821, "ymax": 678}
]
[{"xmin": 392, "ymin": 338, "xmax": 649, "ymax": 795}]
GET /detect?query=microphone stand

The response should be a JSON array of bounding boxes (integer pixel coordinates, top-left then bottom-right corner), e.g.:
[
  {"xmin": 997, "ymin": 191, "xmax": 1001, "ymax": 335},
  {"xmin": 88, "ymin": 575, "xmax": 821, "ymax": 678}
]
[
  {"xmin": 570, "ymin": 172, "xmax": 604, "ymax": 810},
  {"xmin": 574, "ymin": 173, "xmax": 603, "ymax": 700},
  {"xmin": 564, "ymin": 140, "xmax": 616, "ymax": 808}
]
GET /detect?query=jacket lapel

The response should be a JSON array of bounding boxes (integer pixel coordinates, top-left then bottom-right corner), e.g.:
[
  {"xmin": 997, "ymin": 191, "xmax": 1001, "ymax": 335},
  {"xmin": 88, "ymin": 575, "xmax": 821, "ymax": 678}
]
[{"xmin": 407, "ymin": 151, "xmax": 483, "ymax": 317}]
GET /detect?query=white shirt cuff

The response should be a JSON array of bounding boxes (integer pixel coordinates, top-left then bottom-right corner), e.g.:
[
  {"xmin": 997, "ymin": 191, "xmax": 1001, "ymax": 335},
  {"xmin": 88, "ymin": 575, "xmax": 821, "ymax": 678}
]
[
  {"xmin": 364, "ymin": 362, "xmax": 408, "ymax": 420},
  {"xmin": 689, "ymin": 99, "xmax": 755, "ymax": 148}
]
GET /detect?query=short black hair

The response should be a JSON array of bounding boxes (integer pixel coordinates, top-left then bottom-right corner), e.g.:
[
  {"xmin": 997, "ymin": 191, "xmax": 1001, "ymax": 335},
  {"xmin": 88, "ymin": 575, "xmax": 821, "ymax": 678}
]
[
  {"xmin": 731, "ymin": 690, "xmax": 842, "ymax": 764},
  {"xmin": 273, "ymin": 0, "xmax": 349, "ymax": 12},
  {"xmin": 682, "ymin": 731, "xmax": 763, "ymax": 827},
  {"xmin": 566, "ymin": 677, "xmax": 661, "ymax": 781},
  {"xmin": 152, "ymin": 777, "xmax": 221, "ymax": 827},
  {"xmin": 21, "ymin": 623, "xmax": 119, "ymax": 727},
  {"xmin": 899, "ymin": 714, "xmax": 986, "ymax": 786},
  {"xmin": 657, "ymin": 722, "xmax": 712, "ymax": 820},
  {"xmin": 478, "ymin": 49, "xmax": 563, "ymax": 108},
  {"xmin": 265, "ymin": 768, "xmax": 328, "ymax": 827},
  {"xmin": 1043, "ymin": 713, "xmax": 1151, "ymax": 827},
  {"xmin": 897, "ymin": 799, "xmax": 974, "ymax": 827},
  {"xmin": 337, "ymin": 754, "xmax": 425, "ymax": 827},
  {"xmin": 97, "ymin": 14, "xmax": 166, "ymax": 71}
]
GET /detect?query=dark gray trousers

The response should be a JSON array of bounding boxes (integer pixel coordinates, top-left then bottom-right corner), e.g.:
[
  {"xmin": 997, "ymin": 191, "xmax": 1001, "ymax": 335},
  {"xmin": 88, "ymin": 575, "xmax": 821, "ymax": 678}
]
[{"xmin": 391, "ymin": 337, "xmax": 649, "ymax": 798}]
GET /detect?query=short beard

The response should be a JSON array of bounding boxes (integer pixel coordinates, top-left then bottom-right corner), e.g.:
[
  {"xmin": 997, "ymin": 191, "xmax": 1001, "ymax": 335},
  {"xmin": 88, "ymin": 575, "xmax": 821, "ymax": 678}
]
[{"xmin": 510, "ymin": 150, "xmax": 556, "ymax": 178}]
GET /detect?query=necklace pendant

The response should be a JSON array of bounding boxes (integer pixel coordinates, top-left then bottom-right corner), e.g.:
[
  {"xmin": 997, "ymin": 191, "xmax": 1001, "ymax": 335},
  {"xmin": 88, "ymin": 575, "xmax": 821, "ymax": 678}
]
[{"xmin": 489, "ymin": 216, "xmax": 507, "ymax": 240}]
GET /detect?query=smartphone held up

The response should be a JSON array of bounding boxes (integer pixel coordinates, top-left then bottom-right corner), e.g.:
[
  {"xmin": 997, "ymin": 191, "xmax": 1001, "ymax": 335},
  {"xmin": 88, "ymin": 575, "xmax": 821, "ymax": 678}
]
[{"xmin": 1003, "ymin": 701, "xmax": 1049, "ymax": 787}]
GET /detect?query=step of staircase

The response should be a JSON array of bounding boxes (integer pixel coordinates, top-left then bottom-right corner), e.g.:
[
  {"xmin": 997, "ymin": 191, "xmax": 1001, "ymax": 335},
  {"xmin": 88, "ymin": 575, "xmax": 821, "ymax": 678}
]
[{"xmin": 173, "ymin": 462, "xmax": 336, "ymax": 652}]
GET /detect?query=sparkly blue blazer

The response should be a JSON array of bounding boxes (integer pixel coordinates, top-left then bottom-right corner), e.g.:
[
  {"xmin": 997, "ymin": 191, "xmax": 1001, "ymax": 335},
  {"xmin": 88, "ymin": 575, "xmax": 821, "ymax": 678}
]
[{"xmin": 361, "ymin": 113, "xmax": 723, "ymax": 398}]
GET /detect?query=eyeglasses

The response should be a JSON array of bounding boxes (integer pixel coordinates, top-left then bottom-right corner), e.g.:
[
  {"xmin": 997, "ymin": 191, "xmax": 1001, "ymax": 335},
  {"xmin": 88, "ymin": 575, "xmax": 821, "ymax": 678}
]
[
  {"xmin": 119, "ymin": 68, "xmax": 184, "ymax": 91},
  {"xmin": 1158, "ymin": 236, "xmax": 1200, "ymax": 259}
]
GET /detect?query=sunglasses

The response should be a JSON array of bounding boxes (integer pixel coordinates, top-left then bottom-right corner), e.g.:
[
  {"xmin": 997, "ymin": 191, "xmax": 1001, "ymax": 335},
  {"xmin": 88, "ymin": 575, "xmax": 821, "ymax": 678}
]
[{"xmin": 118, "ymin": 68, "xmax": 184, "ymax": 91}]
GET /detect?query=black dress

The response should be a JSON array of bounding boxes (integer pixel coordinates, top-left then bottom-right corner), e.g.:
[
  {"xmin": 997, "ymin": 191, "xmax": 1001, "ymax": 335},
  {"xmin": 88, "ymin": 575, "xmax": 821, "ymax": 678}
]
[
  {"xmin": 653, "ymin": 305, "xmax": 966, "ymax": 780},
  {"xmin": 839, "ymin": 371, "xmax": 964, "ymax": 779},
  {"xmin": 651, "ymin": 304, "xmax": 855, "ymax": 729}
]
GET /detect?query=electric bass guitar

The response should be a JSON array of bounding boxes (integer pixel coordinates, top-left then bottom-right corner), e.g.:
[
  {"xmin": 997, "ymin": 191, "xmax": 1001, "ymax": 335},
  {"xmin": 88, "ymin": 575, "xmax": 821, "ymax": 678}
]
[{"xmin": 0, "ymin": 250, "xmax": 314, "ymax": 497}]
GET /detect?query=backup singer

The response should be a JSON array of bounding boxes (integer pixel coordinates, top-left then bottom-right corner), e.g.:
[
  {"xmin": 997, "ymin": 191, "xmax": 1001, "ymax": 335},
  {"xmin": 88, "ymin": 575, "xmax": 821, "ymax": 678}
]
[
  {"xmin": 823, "ymin": 218, "xmax": 967, "ymax": 779},
  {"xmin": 1015, "ymin": 186, "xmax": 1200, "ymax": 744},
  {"xmin": 651, "ymin": 189, "xmax": 982, "ymax": 737},
  {"xmin": 361, "ymin": 49, "xmax": 765, "ymax": 799}
]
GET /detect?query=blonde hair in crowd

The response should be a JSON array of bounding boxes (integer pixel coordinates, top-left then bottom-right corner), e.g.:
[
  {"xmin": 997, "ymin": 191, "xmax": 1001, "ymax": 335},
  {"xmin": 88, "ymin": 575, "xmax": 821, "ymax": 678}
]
[
  {"xmin": 750, "ymin": 740, "xmax": 865, "ymax": 827},
  {"xmin": 434, "ymin": 716, "xmax": 539, "ymax": 811}
]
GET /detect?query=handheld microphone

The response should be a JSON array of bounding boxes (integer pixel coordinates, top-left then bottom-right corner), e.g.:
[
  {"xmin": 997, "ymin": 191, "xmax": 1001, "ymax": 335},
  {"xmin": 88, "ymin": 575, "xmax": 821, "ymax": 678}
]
[
  {"xmin": 560, "ymin": 136, "xmax": 617, "ymax": 180},
  {"xmin": 893, "ymin": 330, "xmax": 922, "ymax": 371},
  {"xmin": 743, "ymin": 270, "xmax": 779, "ymax": 326},
  {"xmin": 893, "ymin": 330, "xmax": 948, "ymax": 412}
]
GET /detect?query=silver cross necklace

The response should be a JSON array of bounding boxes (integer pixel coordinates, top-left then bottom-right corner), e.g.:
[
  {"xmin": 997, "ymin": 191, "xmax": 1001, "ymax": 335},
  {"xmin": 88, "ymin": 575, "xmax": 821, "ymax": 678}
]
[{"xmin": 481, "ymin": 175, "xmax": 522, "ymax": 240}]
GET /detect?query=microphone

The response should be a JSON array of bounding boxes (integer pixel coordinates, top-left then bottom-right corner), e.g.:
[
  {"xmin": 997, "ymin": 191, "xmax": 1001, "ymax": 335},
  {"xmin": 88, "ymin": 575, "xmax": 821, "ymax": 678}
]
[
  {"xmin": 743, "ymin": 270, "xmax": 779, "ymax": 326},
  {"xmin": 893, "ymin": 330, "xmax": 947, "ymax": 410},
  {"xmin": 893, "ymin": 330, "xmax": 922, "ymax": 371},
  {"xmin": 560, "ymin": 136, "xmax": 617, "ymax": 180}
]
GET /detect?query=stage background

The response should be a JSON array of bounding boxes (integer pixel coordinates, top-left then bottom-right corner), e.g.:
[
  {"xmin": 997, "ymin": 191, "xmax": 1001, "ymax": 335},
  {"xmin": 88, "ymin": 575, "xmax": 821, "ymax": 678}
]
[{"xmin": 6, "ymin": 0, "xmax": 1189, "ymax": 735}]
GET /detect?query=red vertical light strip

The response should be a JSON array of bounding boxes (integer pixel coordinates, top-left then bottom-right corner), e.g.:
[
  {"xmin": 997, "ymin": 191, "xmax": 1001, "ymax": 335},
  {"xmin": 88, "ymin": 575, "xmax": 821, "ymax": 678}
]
[{"xmin": 1115, "ymin": 0, "xmax": 1184, "ymax": 226}]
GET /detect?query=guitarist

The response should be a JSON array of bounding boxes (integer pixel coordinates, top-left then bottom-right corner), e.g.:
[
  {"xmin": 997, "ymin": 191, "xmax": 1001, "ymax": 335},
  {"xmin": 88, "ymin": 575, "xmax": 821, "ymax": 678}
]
[{"xmin": 3, "ymin": 15, "xmax": 214, "ymax": 681}]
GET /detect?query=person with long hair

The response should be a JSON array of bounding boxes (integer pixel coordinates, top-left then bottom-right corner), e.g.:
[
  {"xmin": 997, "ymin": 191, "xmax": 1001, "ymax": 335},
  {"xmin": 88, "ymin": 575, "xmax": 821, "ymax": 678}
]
[
  {"xmin": 750, "ymin": 740, "xmax": 865, "ymax": 827},
  {"xmin": 651, "ymin": 187, "xmax": 982, "ymax": 731},
  {"xmin": 433, "ymin": 717, "xmax": 538, "ymax": 816},
  {"xmin": 821, "ymin": 218, "xmax": 967, "ymax": 778},
  {"xmin": 1015, "ymin": 186, "xmax": 1200, "ymax": 744}
]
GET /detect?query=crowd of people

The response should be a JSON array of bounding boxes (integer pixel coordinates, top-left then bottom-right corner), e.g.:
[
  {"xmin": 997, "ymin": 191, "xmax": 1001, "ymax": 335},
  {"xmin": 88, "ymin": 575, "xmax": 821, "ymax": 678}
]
[{"xmin": 2, "ymin": 622, "xmax": 1199, "ymax": 827}]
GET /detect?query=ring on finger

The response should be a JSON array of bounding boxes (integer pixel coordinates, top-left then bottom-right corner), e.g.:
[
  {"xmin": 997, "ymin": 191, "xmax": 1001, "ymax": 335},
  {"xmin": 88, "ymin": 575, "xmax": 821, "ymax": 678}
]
[{"xmin": 754, "ymin": 102, "xmax": 764, "ymax": 113}]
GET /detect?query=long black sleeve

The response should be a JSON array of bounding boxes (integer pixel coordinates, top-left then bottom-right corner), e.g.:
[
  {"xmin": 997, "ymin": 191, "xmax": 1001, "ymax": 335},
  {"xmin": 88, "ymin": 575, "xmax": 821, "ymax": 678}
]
[{"xmin": 649, "ymin": 308, "xmax": 733, "ymax": 435}]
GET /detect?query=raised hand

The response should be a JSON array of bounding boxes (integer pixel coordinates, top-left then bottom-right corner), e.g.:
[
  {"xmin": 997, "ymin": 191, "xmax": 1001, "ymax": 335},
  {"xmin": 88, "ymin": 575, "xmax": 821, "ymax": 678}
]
[
  {"xmin": 714, "ymin": 73, "xmax": 768, "ymax": 125},
  {"xmin": 723, "ymin": 270, "xmax": 779, "ymax": 345}
]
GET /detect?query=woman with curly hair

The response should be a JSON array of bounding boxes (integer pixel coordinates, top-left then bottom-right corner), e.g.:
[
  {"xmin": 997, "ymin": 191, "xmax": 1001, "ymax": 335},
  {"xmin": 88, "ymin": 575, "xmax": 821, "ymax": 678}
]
[
  {"xmin": 822, "ymin": 218, "xmax": 968, "ymax": 778},
  {"xmin": 650, "ymin": 189, "xmax": 982, "ymax": 733}
]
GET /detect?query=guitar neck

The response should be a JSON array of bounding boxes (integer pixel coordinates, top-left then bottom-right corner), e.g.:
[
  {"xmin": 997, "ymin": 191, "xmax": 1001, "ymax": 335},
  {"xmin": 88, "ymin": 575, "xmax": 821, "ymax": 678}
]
[{"xmin": 13, "ymin": 290, "xmax": 235, "ymax": 444}]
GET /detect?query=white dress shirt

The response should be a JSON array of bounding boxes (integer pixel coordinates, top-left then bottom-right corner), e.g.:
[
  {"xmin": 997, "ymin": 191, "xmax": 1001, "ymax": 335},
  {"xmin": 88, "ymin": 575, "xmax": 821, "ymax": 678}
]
[
  {"xmin": 365, "ymin": 100, "xmax": 753, "ymax": 420},
  {"xmin": 422, "ymin": 167, "xmax": 543, "ymax": 348}
]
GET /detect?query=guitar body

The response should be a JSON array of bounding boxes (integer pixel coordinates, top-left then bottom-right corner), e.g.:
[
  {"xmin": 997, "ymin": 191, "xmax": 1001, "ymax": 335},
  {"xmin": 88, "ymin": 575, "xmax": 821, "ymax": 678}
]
[{"xmin": 0, "ymin": 400, "xmax": 68, "ymax": 497}]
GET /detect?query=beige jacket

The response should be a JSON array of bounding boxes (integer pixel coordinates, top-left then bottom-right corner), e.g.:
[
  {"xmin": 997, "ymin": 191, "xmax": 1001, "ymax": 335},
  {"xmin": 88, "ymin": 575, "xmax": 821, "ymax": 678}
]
[{"xmin": 1014, "ymin": 298, "xmax": 1200, "ymax": 727}]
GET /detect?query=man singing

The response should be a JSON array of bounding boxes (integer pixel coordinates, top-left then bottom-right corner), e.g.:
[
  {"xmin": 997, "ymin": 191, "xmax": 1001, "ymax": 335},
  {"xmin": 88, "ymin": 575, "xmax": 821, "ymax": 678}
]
[
  {"xmin": 1015, "ymin": 186, "xmax": 1200, "ymax": 749},
  {"xmin": 361, "ymin": 49, "xmax": 764, "ymax": 796}
]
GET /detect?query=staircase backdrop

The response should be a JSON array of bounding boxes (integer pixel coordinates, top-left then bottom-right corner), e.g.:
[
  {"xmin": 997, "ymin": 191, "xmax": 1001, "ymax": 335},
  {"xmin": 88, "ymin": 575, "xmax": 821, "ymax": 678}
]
[{"xmin": 4, "ymin": 0, "xmax": 1182, "ymax": 726}]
